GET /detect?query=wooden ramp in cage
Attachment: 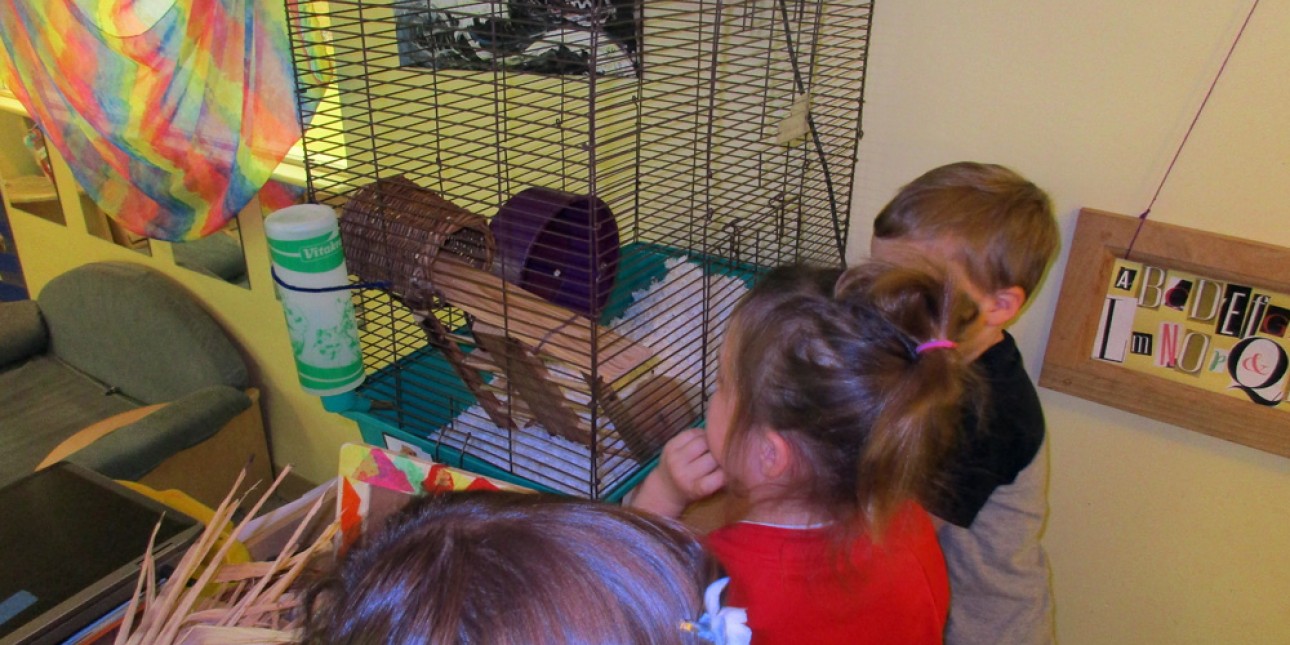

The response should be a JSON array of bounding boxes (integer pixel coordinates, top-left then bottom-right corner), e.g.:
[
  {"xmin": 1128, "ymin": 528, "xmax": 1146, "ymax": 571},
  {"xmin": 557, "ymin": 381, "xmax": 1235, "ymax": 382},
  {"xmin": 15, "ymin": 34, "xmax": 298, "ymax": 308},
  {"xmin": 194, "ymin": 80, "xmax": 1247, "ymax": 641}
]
[{"xmin": 429, "ymin": 256, "xmax": 687, "ymax": 460}]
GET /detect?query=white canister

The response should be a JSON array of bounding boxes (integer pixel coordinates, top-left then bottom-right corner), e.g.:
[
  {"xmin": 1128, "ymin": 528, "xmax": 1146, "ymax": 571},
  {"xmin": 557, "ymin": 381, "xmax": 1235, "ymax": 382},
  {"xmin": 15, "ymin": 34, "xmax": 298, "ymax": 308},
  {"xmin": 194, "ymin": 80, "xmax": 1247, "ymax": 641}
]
[{"xmin": 264, "ymin": 204, "xmax": 365, "ymax": 397}]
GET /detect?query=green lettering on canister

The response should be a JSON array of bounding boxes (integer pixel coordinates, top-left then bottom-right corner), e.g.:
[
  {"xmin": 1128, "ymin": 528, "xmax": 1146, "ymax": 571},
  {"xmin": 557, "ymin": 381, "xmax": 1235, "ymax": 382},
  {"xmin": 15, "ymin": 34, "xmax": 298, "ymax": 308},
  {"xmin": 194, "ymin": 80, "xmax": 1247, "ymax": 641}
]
[{"xmin": 268, "ymin": 230, "xmax": 344, "ymax": 273}]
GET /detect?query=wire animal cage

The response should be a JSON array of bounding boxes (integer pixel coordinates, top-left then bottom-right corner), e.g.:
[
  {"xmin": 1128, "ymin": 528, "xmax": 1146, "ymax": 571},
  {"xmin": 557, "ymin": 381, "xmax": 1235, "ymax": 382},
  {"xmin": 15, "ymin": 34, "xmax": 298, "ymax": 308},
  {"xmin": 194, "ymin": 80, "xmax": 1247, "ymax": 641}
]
[{"xmin": 285, "ymin": 0, "xmax": 872, "ymax": 499}]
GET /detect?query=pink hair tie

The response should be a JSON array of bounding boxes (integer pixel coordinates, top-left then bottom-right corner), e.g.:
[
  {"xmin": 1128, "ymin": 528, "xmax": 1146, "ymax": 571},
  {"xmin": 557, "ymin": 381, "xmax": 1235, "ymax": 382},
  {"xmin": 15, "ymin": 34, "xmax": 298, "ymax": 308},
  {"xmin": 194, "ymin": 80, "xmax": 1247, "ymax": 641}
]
[{"xmin": 915, "ymin": 339, "xmax": 957, "ymax": 354}]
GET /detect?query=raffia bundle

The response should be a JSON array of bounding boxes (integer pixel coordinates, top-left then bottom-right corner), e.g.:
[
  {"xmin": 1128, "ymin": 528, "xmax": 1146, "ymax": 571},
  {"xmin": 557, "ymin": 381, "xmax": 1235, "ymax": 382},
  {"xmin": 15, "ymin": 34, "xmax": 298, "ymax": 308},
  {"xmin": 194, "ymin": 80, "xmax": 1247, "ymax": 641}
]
[{"xmin": 113, "ymin": 467, "xmax": 337, "ymax": 645}]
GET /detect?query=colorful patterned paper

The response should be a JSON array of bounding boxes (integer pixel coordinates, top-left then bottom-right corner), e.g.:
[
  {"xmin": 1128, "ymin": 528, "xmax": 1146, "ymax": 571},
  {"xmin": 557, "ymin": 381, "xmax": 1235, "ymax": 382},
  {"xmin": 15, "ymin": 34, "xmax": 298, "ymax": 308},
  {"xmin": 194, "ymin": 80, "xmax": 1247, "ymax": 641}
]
[
  {"xmin": 0, "ymin": 0, "xmax": 317, "ymax": 241},
  {"xmin": 336, "ymin": 443, "xmax": 525, "ymax": 551}
]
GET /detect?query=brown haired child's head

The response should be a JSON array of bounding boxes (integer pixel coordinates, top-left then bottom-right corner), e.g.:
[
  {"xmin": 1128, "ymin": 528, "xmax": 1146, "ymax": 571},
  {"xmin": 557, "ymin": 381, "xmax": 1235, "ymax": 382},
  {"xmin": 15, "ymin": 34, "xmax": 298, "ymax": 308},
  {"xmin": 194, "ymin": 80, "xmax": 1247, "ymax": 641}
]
[
  {"xmin": 708, "ymin": 263, "xmax": 979, "ymax": 533},
  {"xmin": 871, "ymin": 162, "xmax": 1058, "ymax": 345},
  {"xmin": 303, "ymin": 490, "xmax": 718, "ymax": 645}
]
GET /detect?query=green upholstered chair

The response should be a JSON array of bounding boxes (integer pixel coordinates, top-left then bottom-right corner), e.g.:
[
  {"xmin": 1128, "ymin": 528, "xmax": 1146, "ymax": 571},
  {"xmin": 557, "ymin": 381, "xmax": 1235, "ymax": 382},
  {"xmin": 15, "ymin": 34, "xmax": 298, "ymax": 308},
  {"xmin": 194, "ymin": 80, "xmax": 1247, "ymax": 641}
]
[{"xmin": 0, "ymin": 261, "xmax": 271, "ymax": 506}]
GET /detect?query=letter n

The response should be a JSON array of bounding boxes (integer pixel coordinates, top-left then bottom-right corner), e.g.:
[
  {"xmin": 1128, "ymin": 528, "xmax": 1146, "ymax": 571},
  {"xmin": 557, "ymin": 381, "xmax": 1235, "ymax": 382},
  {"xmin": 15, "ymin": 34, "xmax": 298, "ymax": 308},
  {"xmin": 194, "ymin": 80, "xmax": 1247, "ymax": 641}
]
[{"xmin": 1157, "ymin": 322, "xmax": 1182, "ymax": 368}]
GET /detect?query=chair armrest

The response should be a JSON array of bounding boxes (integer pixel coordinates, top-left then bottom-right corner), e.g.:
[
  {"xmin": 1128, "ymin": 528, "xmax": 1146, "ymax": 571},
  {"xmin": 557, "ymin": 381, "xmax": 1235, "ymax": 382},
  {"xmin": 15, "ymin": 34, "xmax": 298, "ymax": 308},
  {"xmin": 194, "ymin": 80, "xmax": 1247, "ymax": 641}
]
[
  {"xmin": 0, "ymin": 300, "xmax": 47, "ymax": 368},
  {"xmin": 68, "ymin": 385, "xmax": 252, "ymax": 480}
]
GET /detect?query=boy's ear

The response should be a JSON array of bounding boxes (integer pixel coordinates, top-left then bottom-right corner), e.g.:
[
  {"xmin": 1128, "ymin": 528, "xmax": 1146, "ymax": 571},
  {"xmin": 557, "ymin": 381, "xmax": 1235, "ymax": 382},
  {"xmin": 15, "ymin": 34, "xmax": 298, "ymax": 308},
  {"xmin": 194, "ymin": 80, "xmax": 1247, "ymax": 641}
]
[{"xmin": 983, "ymin": 285, "xmax": 1027, "ymax": 327}]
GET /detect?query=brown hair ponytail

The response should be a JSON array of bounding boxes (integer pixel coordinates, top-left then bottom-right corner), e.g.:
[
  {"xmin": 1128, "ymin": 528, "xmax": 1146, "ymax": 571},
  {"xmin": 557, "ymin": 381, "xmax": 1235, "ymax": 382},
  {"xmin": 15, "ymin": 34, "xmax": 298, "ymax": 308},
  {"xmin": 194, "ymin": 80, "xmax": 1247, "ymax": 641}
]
[{"xmin": 835, "ymin": 263, "xmax": 981, "ymax": 530}]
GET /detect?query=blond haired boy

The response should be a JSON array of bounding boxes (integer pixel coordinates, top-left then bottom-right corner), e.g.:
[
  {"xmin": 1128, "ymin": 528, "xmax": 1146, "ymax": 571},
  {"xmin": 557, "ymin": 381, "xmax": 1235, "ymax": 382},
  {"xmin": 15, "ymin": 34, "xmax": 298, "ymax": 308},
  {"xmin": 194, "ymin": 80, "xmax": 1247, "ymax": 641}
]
[{"xmin": 871, "ymin": 161, "xmax": 1061, "ymax": 644}]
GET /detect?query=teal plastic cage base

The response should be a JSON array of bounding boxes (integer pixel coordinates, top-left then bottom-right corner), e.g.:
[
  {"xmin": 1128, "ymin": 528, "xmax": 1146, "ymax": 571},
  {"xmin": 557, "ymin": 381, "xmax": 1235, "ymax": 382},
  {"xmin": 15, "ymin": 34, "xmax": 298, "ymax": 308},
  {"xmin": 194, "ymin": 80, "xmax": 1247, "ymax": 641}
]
[{"xmin": 350, "ymin": 417, "xmax": 658, "ymax": 502}]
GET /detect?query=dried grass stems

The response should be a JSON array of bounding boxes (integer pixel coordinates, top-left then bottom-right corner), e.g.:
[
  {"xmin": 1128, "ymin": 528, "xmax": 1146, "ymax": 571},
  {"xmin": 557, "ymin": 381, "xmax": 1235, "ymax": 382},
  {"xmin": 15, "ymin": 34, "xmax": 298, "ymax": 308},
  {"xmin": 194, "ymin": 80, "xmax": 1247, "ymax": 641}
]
[{"xmin": 115, "ymin": 466, "xmax": 338, "ymax": 645}]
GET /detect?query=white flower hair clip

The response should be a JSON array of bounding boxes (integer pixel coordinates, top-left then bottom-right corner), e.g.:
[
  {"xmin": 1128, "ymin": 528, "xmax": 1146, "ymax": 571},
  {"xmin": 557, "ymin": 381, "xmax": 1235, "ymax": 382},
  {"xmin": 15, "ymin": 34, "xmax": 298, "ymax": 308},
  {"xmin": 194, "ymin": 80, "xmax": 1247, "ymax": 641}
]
[{"xmin": 679, "ymin": 577, "xmax": 752, "ymax": 645}]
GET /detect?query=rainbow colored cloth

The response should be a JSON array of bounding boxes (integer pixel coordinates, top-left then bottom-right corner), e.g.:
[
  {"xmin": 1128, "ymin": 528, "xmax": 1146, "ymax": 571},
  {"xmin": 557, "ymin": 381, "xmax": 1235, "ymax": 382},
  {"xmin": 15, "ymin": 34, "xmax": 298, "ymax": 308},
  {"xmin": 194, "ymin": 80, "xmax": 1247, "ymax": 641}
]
[{"xmin": 0, "ymin": 0, "xmax": 308, "ymax": 241}]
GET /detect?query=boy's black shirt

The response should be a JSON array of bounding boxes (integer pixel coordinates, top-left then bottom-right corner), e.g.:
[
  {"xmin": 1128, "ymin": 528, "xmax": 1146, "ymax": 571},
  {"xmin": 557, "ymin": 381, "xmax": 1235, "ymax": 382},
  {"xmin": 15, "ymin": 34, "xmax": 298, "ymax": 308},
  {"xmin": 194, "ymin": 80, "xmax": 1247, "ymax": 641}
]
[{"xmin": 929, "ymin": 331, "xmax": 1046, "ymax": 528}]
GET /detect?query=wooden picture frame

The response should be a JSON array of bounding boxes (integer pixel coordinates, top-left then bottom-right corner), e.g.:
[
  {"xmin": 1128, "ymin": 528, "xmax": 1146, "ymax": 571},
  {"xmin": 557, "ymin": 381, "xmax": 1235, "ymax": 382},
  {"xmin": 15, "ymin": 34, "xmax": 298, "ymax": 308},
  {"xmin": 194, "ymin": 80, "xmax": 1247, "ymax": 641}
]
[{"xmin": 1040, "ymin": 208, "xmax": 1290, "ymax": 457}]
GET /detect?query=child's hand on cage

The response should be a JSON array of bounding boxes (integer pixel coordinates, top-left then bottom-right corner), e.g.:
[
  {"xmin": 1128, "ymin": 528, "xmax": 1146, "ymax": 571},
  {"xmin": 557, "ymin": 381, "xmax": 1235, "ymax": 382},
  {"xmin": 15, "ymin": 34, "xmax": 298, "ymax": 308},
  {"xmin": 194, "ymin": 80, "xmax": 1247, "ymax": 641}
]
[{"xmin": 624, "ymin": 428, "xmax": 724, "ymax": 519}]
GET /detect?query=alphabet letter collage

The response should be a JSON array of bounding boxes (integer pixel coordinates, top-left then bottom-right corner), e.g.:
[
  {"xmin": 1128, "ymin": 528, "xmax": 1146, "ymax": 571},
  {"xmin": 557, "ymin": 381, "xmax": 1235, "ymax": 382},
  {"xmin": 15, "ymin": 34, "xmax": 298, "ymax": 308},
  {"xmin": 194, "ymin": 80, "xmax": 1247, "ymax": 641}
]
[{"xmin": 1095, "ymin": 259, "xmax": 1290, "ymax": 409}]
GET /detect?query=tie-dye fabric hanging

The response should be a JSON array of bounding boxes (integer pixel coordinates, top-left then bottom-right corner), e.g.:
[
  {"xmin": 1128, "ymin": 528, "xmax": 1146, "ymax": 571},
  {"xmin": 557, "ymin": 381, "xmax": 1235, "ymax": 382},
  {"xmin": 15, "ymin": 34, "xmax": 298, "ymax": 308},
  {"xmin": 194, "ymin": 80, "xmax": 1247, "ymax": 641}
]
[{"xmin": 0, "ymin": 0, "xmax": 307, "ymax": 241}]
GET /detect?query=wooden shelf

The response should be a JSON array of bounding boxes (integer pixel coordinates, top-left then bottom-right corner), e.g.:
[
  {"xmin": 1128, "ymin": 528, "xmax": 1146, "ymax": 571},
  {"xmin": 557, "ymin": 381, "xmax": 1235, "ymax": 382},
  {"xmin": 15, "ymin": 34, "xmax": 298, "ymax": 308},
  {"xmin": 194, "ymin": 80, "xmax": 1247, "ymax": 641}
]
[{"xmin": 2, "ymin": 174, "xmax": 58, "ymax": 204}]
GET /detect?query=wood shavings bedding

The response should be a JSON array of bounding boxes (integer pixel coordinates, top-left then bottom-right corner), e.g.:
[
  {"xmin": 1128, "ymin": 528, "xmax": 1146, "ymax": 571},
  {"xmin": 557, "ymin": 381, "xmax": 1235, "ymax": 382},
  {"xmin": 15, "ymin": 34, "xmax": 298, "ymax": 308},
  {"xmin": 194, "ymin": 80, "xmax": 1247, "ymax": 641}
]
[{"xmin": 433, "ymin": 257, "xmax": 749, "ymax": 495}]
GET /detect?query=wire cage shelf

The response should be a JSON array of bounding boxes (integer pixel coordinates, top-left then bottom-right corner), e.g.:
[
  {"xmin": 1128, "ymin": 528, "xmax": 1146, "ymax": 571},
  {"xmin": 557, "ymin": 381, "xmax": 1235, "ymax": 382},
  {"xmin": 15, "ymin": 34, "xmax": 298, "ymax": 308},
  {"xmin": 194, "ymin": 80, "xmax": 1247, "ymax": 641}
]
[{"xmin": 285, "ymin": 0, "xmax": 872, "ymax": 498}]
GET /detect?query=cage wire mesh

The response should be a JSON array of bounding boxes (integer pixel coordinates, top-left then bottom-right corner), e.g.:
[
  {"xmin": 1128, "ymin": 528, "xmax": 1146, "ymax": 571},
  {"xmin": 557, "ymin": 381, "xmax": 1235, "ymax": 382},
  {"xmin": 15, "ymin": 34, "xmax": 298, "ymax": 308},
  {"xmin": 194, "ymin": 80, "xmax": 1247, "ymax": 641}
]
[{"xmin": 285, "ymin": 0, "xmax": 872, "ymax": 498}]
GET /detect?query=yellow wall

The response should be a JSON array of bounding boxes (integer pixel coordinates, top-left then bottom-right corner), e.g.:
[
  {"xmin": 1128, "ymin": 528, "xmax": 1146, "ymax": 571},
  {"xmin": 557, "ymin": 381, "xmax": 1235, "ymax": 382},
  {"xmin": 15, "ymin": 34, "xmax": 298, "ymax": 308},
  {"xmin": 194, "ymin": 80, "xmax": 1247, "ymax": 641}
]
[{"xmin": 847, "ymin": 1, "xmax": 1290, "ymax": 642}]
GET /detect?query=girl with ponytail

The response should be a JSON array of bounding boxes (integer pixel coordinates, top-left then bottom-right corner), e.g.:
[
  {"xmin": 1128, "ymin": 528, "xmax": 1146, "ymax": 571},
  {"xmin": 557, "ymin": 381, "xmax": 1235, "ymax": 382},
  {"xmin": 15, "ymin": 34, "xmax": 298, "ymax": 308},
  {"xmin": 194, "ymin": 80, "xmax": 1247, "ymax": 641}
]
[{"xmin": 630, "ymin": 262, "xmax": 981, "ymax": 644}]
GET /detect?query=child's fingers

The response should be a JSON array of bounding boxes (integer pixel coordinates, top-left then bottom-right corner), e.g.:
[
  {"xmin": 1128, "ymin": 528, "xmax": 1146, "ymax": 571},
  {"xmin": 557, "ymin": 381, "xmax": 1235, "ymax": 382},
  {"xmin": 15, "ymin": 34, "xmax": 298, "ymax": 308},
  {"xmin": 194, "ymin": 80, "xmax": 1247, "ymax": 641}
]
[
  {"xmin": 660, "ymin": 429, "xmax": 723, "ymax": 502},
  {"xmin": 668, "ymin": 438, "xmax": 717, "ymax": 477},
  {"xmin": 676, "ymin": 428, "xmax": 719, "ymax": 461},
  {"xmin": 683, "ymin": 448, "xmax": 720, "ymax": 477},
  {"xmin": 676, "ymin": 450, "xmax": 722, "ymax": 498},
  {"xmin": 692, "ymin": 467, "xmax": 725, "ymax": 498},
  {"xmin": 666, "ymin": 427, "xmax": 707, "ymax": 454}
]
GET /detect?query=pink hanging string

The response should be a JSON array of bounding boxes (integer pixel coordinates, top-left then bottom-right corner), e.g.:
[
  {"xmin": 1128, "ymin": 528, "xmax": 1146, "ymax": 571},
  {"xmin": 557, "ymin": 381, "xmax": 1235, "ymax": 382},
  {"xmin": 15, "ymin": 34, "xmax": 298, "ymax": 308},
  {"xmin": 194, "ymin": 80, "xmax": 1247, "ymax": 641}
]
[{"xmin": 1125, "ymin": 0, "xmax": 1262, "ymax": 260}]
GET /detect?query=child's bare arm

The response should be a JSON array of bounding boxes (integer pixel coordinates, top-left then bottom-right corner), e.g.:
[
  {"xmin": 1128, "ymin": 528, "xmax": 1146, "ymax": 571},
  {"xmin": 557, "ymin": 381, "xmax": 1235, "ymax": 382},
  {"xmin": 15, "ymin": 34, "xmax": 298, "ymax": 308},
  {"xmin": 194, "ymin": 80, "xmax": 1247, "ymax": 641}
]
[{"xmin": 625, "ymin": 428, "xmax": 725, "ymax": 518}]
